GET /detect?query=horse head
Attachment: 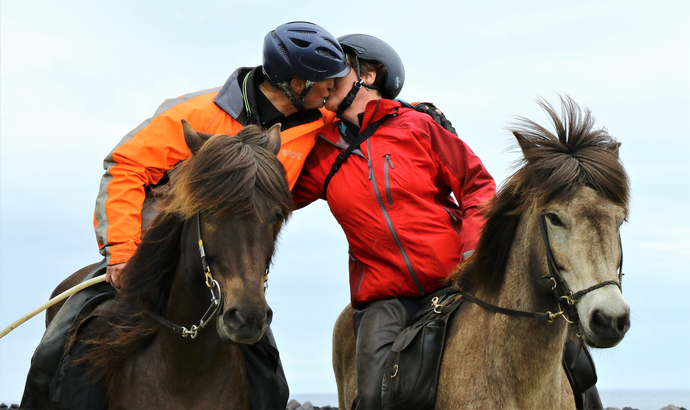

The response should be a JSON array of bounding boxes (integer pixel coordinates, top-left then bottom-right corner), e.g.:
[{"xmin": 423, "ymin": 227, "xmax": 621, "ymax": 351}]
[
  {"xmin": 163, "ymin": 120, "xmax": 291, "ymax": 344},
  {"xmin": 510, "ymin": 97, "xmax": 631, "ymax": 348}
]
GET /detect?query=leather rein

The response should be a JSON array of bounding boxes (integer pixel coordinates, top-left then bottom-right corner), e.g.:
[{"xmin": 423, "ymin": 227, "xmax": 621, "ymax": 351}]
[{"xmin": 460, "ymin": 214, "xmax": 623, "ymax": 324}]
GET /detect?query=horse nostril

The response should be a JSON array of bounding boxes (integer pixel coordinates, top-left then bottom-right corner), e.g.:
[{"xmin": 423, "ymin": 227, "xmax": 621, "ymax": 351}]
[
  {"xmin": 590, "ymin": 309, "xmax": 608, "ymax": 334},
  {"xmin": 617, "ymin": 312, "xmax": 630, "ymax": 333},
  {"xmin": 223, "ymin": 307, "xmax": 240, "ymax": 327},
  {"xmin": 265, "ymin": 309, "xmax": 273, "ymax": 325}
]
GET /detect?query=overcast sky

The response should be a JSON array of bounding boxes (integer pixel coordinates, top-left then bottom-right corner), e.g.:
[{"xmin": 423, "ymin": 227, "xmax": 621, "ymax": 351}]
[{"xmin": 1, "ymin": 0, "xmax": 689, "ymax": 403}]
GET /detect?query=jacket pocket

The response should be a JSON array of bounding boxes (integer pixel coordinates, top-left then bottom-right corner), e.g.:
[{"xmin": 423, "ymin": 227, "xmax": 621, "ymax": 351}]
[
  {"xmin": 349, "ymin": 250, "xmax": 366, "ymax": 295},
  {"xmin": 384, "ymin": 154, "xmax": 395, "ymax": 205}
]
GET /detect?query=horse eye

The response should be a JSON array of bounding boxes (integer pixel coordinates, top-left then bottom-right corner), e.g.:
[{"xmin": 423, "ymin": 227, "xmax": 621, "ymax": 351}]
[
  {"xmin": 546, "ymin": 213, "xmax": 564, "ymax": 227},
  {"xmin": 273, "ymin": 211, "xmax": 284, "ymax": 224}
]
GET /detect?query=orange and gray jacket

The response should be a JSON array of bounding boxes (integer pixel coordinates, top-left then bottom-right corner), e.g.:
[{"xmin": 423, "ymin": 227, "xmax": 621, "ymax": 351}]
[{"xmin": 94, "ymin": 66, "xmax": 336, "ymax": 265}]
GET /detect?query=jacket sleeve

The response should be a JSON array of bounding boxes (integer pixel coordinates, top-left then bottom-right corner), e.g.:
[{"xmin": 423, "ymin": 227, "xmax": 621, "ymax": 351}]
[
  {"xmin": 291, "ymin": 140, "xmax": 332, "ymax": 210},
  {"xmin": 94, "ymin": 111, "xmax": 192, "ymax": 265},
  {"xmin": 415, "ymin": 116, "xmax": 496, "ymax": 254}
]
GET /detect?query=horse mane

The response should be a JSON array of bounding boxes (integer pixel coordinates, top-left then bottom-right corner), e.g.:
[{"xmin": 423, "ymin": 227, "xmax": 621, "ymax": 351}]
[
  {"xmin": 78, "ymin": 125, "xmax": 293, "ymax": 383},
  {"xmin": 449, "ymin": 96, "xmax": 630, "ymax": 294}
]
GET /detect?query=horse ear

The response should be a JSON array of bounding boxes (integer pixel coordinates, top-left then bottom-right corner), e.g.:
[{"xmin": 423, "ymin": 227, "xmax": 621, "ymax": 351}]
[
  {"xmin": 512, "ymin": 131, "xmax": 531, "ymax": 155},
  {"xmin": 265, "ymin": 123, "xmax": 283, "ymax": 156},
  {"xmin": 182, "ymin": 119, "xmax": 211, "ymax": 154},
  {"xmin": 612, "ymin": 141, "xmax": 622, "ymax": 158}
]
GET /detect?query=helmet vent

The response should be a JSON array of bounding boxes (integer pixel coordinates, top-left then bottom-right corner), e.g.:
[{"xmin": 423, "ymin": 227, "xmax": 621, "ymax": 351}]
[
  {"xmin": 287, "ymin": 29, "xmax": 317, "ymax": 35},
  {"xmin": 278, "ymin": 44, "xmax": 290, "ymax": 60},
  {"xmin": 290, "ymin": 38, "xmax": 311, "ymax": 48},
  {"xmin": 323, "ymin": 37, "xmax": 341, "ymax": 51},
  {"xmin": 316, "ymin": 47, "xmax": 337, "ymax": 60}
]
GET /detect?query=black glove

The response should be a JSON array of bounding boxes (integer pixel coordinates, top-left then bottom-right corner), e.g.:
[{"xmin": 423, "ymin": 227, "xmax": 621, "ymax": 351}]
[{"xmin": 413, "ymin": 102, "xmax": 458, "ymax": 136}]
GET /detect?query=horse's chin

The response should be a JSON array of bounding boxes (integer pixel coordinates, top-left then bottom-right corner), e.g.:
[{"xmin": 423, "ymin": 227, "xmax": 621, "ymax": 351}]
[
  {"xmin": 579, "ymin": 322, "xmax": 626, "ymax": 349},
  {"xmin": 216, "ymin": 315, "xmax": 267, "ymax": 344}
]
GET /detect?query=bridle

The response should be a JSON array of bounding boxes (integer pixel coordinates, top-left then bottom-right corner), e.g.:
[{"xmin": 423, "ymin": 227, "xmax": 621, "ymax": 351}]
[
  {"xmin": 143, "ymin": 212, "xmax": 224, "ymax": 338},
  {"xmin": 144, "ymin": 212, "xmax": 271, "ymax": 338},
  {"xmin": 460, "ymin": 214, "xmax": 623, "ymax": 324}
]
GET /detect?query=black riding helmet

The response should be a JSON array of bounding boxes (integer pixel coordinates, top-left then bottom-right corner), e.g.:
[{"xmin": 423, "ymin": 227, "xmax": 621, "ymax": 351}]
[
  {"xmin": 262, "ymin": 22, "xmax": 350, "ymax": 107},
  {"xmin": 334, "ymin": 34, "xmax": 405, "ymax": 117},
  {"xmin": 339, "ymin": 34, "xmax": 405, "ymax": 99}
]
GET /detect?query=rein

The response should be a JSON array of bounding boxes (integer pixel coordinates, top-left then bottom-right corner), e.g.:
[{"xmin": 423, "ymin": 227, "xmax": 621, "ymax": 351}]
[
  {"xmin": 460, "ymin": 214, "xmax": 623, "ymax": 324},
  {"xmin": 143, "ymin": 212, "xmax": 224, "ymax": 339}
]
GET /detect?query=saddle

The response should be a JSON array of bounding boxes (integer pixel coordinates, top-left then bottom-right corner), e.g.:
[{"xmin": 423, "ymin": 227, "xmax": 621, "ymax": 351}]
[
  {"xmin": 381, "ymin": 289, "xmax": 463, "ymax": 410},
  {"xmin": 379, "ymin": 288, "xmax": 599, "ymax": 410}
]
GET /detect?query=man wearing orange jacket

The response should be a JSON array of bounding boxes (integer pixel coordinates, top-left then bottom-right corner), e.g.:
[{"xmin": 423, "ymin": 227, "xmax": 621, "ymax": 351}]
[
  {"xmin": 97, "ymin": 22, "xmax": 350, "ymax": 287},
  {"xmin": 21, "ymin": 21, "xmax": 350, "ymax": 410}
]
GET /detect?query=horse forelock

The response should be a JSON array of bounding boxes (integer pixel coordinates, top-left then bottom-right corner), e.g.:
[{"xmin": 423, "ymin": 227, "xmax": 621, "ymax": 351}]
[
  {"xmin": 510, "ymin": 96, "xmax": 630, "ymax": 212},
  {"xmin": 448, "ymin": 96, "xmax": 630, "ymax": 294},
  {"xmin": 162, "ymin": 125, "xmax": 293, "ymax": 219}
]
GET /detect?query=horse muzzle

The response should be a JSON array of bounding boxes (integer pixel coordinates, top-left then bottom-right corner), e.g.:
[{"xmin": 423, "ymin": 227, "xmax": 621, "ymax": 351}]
[
  {"xmin": 578, "ymin": 290, "xmax": 630, "ymax": 348},
  {"xmin": 216, "ymin": 305, "xmax": 273, "ymax": 344}
]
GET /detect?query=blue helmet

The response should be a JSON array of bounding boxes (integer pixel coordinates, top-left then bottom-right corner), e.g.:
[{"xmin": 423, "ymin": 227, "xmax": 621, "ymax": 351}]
[{"xmin": 262, "ymin": 21, "xmax": 350, "ymax": 85}]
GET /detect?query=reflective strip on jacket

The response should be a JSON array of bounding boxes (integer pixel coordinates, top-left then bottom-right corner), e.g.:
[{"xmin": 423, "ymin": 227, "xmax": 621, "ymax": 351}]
[
  {"xmin": 94, "ymin": 67, "xmax": 336, "ymax": 265},
  {"xmin": 292, "ymin": 99, "xmax": 496, "ymax": 307}
]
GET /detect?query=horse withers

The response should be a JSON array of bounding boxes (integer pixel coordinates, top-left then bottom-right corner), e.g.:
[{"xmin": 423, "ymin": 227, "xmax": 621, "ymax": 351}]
[
  {"xmin": 332, "ymin": 96, "xmax": 631, "ymax": 410},
  {"xmin": 23, "ymin": 121, "xmax": 292, "ymax": 410}
]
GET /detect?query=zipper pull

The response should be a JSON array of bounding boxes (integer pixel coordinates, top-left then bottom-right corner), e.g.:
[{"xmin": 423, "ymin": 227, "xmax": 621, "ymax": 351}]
[
  {"xmin": 368, "ymin": 161, "xmax": 373, "ymax": 180},
  {"xmin": 386, "ymin": 154, "xmax": 395, "ymax": 169}
]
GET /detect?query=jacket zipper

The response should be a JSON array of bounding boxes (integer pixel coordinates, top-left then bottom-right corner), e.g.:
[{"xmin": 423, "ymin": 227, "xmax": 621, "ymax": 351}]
[
  {"xmin": 367, "ymin": 139, "xmax": 426, "ymax": 296},
  {"xmin": 444, "ymin": 207, "xmax": 462, "ymax": 237},
  {"xmin": 384, "ymin": 154, "xmax": 394, "ymax": 205}
]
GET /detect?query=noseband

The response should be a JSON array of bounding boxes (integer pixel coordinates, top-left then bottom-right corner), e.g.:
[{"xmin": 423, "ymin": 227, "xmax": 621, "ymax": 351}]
[{"xmin": 460, "ymin": 214, "xmax": 623, "ymax": 324}]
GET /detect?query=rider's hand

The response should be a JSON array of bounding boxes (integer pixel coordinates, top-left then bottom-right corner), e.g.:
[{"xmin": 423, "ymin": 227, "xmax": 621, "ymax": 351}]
[
  {"xmin": 412, "ymin": 102, "xmax": 458, "ymax": 136},
  {"xmin": 106, "ymin": 262, "xmax": 126, "ymax": 288}
]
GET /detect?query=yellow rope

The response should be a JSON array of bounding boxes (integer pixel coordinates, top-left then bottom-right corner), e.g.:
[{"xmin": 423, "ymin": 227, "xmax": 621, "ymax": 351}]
[{"xmin": 0, "ymin": 275, "xmax": 108, "ymax": 339}]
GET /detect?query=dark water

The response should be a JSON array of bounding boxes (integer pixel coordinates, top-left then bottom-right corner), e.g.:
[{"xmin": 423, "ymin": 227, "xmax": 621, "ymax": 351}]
[{"xmin": 598, "ymin": 389, "xmax": 689, "ymax": 410}]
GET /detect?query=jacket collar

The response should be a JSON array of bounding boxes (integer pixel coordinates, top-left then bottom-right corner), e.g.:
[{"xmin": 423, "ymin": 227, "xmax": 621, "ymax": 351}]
[
  {"xmin": 360, "ymin": 99, "xmax": 402, "ymax": 129},
  {"xmin": 214, "ymin": 66, "xmax": 324, "ymax": 130},
  {"xmin": 214, "ymin": 66, "xmax": 277, "ymax": 127}
]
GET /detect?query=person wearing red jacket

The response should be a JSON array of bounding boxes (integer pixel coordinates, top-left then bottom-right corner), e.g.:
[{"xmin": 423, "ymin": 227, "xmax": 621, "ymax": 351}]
[
  {"xmin": 291, "ymin": 34, "xmax": 496, "ymax": 410},
  {"xmin": 21, "ymin": 22, "xmax": 351, "ymax": 410}
]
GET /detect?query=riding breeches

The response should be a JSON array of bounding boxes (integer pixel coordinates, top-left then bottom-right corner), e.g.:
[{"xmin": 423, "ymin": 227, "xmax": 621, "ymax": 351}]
[{"xmin": 352, "ymin": 298, "xmax": 421, "ymax": 410}]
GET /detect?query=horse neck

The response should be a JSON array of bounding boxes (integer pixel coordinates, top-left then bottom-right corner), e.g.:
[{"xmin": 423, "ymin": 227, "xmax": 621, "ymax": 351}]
[{"xmin": 474, "ymin": 214, "xmax": 568, "ymax": 391}]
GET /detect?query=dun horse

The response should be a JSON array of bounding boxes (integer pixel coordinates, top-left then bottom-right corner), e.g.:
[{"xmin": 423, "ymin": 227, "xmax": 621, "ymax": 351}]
[
  {"xmin": 54, "ymin": 121, "xmax": 291, "ymax": 409},
  {"xmin": 333, "ymin": 97, "xmax": 630, "ymax": 409}
]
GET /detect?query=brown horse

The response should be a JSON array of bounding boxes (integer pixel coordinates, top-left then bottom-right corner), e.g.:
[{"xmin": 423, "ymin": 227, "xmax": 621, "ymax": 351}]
[
  {"xmin": 62, "ymin": 121, "xmax": 292, "ymax": 409},
  {"xmin": 333, "ymin": 96, "xmax": 630, "ymax": 409}
]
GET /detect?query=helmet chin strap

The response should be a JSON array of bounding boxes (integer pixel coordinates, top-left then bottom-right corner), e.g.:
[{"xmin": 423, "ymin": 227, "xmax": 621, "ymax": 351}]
[
  {"xmin": 278, "ymin": 80, "xmax": 315, "ymax": 109},
  {"xmin": 335, "ymin": 55, "xmax": 382, "ymax": 118}
]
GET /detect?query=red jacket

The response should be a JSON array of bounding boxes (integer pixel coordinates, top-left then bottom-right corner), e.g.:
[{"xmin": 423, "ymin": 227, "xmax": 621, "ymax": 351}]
[{"xmin": 292, "ymin": 99, "xmax": 496, "ymax": 307}]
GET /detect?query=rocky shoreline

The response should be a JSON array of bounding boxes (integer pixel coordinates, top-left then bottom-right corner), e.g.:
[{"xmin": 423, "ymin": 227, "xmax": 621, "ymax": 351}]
[{"xmin": 2, "ymin": 402, "xmax": 687, "ymax": 409}]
